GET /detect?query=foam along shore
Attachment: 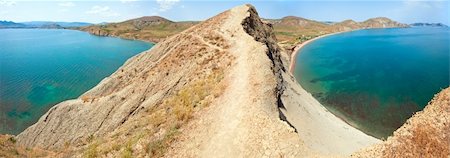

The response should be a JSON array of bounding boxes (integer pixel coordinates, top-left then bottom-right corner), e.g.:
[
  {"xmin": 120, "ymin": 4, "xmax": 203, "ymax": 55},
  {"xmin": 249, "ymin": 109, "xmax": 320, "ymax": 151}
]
[{"xmin": 280, "ymin": 30, "xmax": 381, "ymax": 155}]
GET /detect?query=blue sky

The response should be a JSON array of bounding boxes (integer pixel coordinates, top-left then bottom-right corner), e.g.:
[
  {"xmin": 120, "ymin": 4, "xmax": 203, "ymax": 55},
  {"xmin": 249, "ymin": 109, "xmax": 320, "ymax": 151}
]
[{"xmin": 0, "ymin": 0, "xmax": 448, "ymax": 25}]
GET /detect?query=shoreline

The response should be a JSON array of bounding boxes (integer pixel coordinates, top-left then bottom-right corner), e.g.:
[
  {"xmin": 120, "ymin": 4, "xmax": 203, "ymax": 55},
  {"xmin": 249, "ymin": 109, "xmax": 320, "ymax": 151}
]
[
  {"xmin": 282, "ymin": 29, "xmax": 383, "ymax": 155},
  {"xmin": 70, "ymin": 27, "xmax": 160, "ymax": 44},
  {"xmin": 288, "ymin": 31, "xmax": 349, "ymax": 75}
]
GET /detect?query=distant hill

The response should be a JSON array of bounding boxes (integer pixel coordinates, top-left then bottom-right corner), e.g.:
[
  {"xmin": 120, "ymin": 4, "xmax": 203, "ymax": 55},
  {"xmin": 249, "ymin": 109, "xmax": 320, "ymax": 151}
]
[
  {"xmin": 410, "ymin": 23, "xmax": 448, "ymax": 27},
  {"xmin": 268, "ymin": 16, "xmax": 408, "ymax": 51},
  {"xmin": 39, "ymin": 24, "xmax": 63, "ymax": 29},
  {"xmin": 22, "ymin": 21, "xmax": 92, "ymax": 28},
  {"xmin": 266, "ymin": 16, "xmax": 334, "ymax": 44},
  {"xmin": 0, "ymin": 20, "xmax": 92, "ymax": 28},
  {"xmin": 360, "ymin": 17, "xmax": 408, "ymax": 28},
  {"xmin": 0, "ymin": 21, "xmax": 27, "ymax": 28},
  {"xmin": 79, "ymin": 16, "xmax": 198, "ymax": 42}
]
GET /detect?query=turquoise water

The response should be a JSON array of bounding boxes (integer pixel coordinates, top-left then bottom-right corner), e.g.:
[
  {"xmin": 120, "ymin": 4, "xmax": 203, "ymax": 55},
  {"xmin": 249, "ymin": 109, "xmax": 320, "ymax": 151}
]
[
  {"xmin": 294, "ymin": 28, "xmax": 449, "ymax": 139},
  {"xmin": 0, "ymin": 29, "xmax": 153, "ymax": 134}
]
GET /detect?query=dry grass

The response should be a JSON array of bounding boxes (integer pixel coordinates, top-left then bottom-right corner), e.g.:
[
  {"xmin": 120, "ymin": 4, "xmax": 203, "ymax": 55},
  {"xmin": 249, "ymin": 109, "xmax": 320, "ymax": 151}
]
[
  {"xmin": 382, "ymin": 122, "xmax": 450, "ymax": 157},
  {"xmin": 144, "ymin": 69, "xmax": 226, "ymax": 157},
  {"xmin": 77, "ymin": 69, "xmax": 228, "ymax": 158},
  {"xmin": 84, "ymin": 142, "xmax": 98, "ymax": 158},
  {"xmin": 0, "ymin": 134, "xmax": 54, "ymax": 157}
]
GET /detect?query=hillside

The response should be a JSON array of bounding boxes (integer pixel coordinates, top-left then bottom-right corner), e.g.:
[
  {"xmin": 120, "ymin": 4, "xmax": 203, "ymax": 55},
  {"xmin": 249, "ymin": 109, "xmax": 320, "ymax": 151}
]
[
  {"xmin": 79, "ymin": 16, "xmax": 197, "ymax": 42},
  {"xmin": 270, "ymin": 16, "xmax": 408, "ymax": 52},
  {"xmin": 268, "ymin": 16, "xmax": 334, "ymax": 44},
  {"xmin": 360, "ymin": 17, "xmax": 408, "ymax": 28}
]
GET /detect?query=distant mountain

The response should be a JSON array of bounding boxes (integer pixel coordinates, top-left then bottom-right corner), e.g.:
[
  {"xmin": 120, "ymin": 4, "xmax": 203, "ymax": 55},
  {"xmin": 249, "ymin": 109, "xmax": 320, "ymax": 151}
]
[
  {"xmin": 39, "ymin": 23, "xmax": 63, "ymax": 29},
  {"xmin": 266, "ymin": 16, "xmax": 334, "ymax": 43},
  {"xmin": 360, "ymin": 17, "xmax": 409, "ymax": 28},
  {"xmin": 0, "ymin": 21, "xmax": 92, "ymax": 29},
  {"xmin": 21, "ymin": 21, "xmax": 92, "ymax": 28},
  {"xmin": 410, "ymin": 23, "xmax": 448, "ymax": 27},
  {"xmin": 321, "ymin": 21, "xmax": 336, "ymax": 25},
  {"xmin": 268, "ymin": 16, "xmax": 408, "ymax": 51},
  {"xmin": 0, "ymin": 21, "xmax": 27, "ymax": 28},
  {"xmin": 79, "ymin": 16, "xmax": 198, "ymax": 42},
  {"xmin": 333, "ymin": 19, "xmax": 362, "ymax": 31}
]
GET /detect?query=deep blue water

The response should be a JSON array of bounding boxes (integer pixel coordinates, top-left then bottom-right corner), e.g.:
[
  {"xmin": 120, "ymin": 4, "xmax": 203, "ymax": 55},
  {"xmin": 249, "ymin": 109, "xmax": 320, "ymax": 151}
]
[
  {"xmin": 0, "ymin": 29, "xmax": 153, "ymax": 134},
  {"xmin": 294, "ymin": 27, "xmax": 449, "ymax": 139}
]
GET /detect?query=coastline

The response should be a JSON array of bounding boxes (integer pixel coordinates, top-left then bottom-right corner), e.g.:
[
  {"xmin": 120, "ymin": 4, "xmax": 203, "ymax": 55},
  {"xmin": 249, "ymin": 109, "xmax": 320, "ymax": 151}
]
[
  {"xmin": 288, "ymin": 31, "xmax": 349, "ymax": 74},
  {"xmin": 71, "ymin": 27, "xmax": 160, "ymax": 44},
  {"xmin": 281, "ymin": 29, "xmax": 382, "ymax": 155}
]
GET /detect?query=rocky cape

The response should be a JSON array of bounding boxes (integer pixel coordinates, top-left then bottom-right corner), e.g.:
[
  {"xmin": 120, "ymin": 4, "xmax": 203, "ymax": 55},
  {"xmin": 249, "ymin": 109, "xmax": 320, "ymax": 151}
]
[{"xmin": 79, "ymin": 16, "xmax": 197, "ymax": 43}]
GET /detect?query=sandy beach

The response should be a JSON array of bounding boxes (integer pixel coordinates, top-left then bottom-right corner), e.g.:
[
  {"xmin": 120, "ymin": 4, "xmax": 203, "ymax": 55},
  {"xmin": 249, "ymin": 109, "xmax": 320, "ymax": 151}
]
[
  {"xmin": 281, "ymin": 30, "xmax": 381, "ymax": 156},
  {"xmin": 289, "ymin": 31, "xmax": 348, "ymax": 74}
]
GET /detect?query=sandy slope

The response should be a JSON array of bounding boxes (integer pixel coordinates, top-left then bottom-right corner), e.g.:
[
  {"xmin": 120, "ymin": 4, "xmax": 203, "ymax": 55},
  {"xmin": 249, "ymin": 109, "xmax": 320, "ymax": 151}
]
[{"xmin": 164, "ymin": 5, "xmax": 317, "ymax": 157}]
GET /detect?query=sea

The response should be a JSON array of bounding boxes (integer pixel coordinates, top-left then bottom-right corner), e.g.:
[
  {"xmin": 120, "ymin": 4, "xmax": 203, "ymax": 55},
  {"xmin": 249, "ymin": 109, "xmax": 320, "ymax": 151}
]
[
  {"xmin": 0, "ymin": 29, "xmax": 153, "ymax": 134},
  {"xmin": 293, "ymin": 27, "xmax": 449, "ymax": 139}
]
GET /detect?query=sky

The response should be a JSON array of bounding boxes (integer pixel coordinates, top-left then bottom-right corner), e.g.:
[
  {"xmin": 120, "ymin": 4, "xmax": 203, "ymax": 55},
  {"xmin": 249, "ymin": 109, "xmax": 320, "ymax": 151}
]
[{"xmin": 0, "ymin": 0, "xmax": 448, "ymax": 25}]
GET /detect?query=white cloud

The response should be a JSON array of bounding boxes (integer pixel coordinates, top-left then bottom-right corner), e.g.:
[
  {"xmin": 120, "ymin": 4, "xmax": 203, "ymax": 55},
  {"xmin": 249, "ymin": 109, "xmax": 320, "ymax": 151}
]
[
  {"xmin": 58, "ymin": 2, "xmax": 75, "ymax": 7},
  {"xmin": 120, "ymin": 0, "xmax": 138, "ymax": 3},
  {"xmin": 0, "ymin": 10, "xmax": 8, "ymax": 15},
  {"xmin": 156, "ymin": 0, "xmax": 180, "ymax": 12},
  {"xmin": 403, "ymin": 0, "xmax": 445, "ymax": 9},
  {"xmin": 0, "ymin": 0, "xmax": 16, "ymax": 7},
  {"xmin": 58, "ymin": 8, "xmax": 69, "ymax": 13},
  {"xmin": 86, "ymin": 5, "xmax": 120, "ymax": 17}
]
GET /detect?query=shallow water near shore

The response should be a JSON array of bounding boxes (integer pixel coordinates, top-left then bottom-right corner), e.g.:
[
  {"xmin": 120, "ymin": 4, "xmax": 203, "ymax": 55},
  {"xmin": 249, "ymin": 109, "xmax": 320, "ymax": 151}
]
[
  {"xmin": 0, "ymin": 29, "xmax": 153, "ymax": 134},
  {"xmin": 294, "ymin": 27, "xmax": 450, "ymax": 138}
]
